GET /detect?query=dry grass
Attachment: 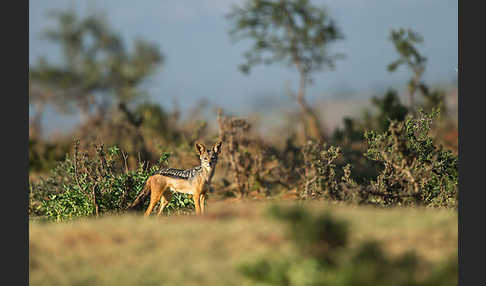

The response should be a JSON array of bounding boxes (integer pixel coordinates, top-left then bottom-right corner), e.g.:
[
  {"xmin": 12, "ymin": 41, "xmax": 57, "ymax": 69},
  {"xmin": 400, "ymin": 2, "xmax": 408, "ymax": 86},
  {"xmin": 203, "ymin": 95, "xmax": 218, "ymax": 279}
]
[{"xmin": 29, "ymin": 200, "xmax": 457, "ymax": 286}]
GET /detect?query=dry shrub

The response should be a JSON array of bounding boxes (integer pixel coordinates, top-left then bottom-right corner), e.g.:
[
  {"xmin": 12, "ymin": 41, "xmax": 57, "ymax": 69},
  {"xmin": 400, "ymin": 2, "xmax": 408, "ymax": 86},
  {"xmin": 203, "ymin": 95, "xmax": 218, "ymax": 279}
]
[
  {"xmin": 216, "ymin": 108, "xmax": 291, "ymax": 198},
  {"xmin": 299, "ymin": 141, "xmax": 361, "ymax": 202}
]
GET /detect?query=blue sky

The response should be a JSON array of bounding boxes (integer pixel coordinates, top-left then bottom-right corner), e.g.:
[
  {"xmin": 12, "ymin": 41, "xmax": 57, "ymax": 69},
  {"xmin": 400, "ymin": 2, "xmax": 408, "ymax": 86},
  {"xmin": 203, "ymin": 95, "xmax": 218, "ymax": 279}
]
[{"xmin": 29, "ymin": 0, "xmax": 458, "ymax": 135}]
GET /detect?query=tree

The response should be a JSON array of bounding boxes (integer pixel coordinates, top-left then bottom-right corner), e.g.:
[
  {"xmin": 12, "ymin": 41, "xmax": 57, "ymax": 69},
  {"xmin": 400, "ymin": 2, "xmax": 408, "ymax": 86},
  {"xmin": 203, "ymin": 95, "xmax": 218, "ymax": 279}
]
[
  {"xmin": 29, "ymin": 9, "xmax": 163, "ymax": 128},
  {"xmin": 388, "ymin": 28, "xmax": 448, "ymax": 116},
  {"xmin": 227, "ymin": 0, "xmax": 344, "ymax": 141},
  {"xmin": 387, "ymin": 28, "xmax": 426, "ymax": 111}
]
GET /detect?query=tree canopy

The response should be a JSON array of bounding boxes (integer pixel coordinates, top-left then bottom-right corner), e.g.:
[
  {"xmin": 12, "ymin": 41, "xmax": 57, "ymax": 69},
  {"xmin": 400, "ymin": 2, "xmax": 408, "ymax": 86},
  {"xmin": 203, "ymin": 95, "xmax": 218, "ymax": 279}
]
[
  {"xmin": 30, "ymin": 9, "xmax": 163, "ymax": 120},
  {"xmin": 227, "ymin": 0, "xmax": 345, "ymax": 141},
  {"xmin": 387, "ymin": 28, "xmax": 427, "ymax": 109},
  {"xmin": 227, "ymin": 0, "xmax": 344, "ymax": 79}
]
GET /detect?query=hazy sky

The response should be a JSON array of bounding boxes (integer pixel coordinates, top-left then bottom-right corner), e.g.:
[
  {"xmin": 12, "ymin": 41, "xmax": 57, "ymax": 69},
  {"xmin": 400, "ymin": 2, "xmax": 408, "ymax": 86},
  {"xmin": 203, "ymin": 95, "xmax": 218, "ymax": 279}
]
[{"xmin": 29, "ymin": 0, "xmax": 458, "ymax": 134}]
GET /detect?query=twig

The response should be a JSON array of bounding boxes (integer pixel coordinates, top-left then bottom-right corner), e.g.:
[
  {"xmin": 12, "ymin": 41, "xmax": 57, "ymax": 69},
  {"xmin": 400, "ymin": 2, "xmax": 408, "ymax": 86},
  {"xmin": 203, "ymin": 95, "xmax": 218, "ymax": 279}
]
[
  {"xmin": 73, "ymin": 140, "xmax": 88, "ymax": 196},
  {"xmin": 304, "ymin": 177, "xmax": 317, "ymax": 199},
  {"xmin": 121, "ymin": 150, "xmax": 129, "ymax": 174},
  {"xmin": 382, "ymin": 153, "xmax": 419, "ymax": 194}
]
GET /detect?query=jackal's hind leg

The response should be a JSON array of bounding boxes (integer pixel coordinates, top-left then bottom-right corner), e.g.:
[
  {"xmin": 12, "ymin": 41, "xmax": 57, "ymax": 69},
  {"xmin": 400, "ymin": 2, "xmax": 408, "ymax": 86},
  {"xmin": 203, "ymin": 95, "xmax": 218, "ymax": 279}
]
[
  {"xmin": 157, "ymin": 191, "xmax": 173, "ymax": 216},
  {"xmin": 144, "ymin": 185, "xmax": 164, "ymax": 217}
]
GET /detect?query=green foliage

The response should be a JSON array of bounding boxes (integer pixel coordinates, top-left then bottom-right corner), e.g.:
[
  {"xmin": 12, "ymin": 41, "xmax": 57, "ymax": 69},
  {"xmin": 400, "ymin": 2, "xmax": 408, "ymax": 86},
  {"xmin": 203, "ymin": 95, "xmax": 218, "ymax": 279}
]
[
  {"xmin": 387, "ymin": 27, "xmax": 450, "ymax": 120},
  {"xmin": 42, "ymin": 185, "xmax": 96, "ymax": 222},
  {"xmin": 364, "ymin": 110, "xmax": 458, "ymax": 207},
  {"xmin": 301, "ymin": 142, "xmax": 340, "ymax": 199},
  {"xmin": 29, "ymin": 9, "xmax": 163, "ymax": 118},
  {"xmin": 331, "ymin": 89, "xmax": 408, "ymax": 154},
  {"xmin": 299, "ymin": 109, "xmax": 457, "ymax": 207},
  {"xmin": 329, "ymin": 27, "xmax": 451, "ymax": 188},
  {"xmin": 227, "ymin": 0, "xmax": 344, "ymax": 77},
  {"xmin": 388, "ymin": 27, "xmax": 425, "ymax": 110},
  {"xmin": 329, "ymin": 116, "xmax": 382, "ymax": 185},
  {"xmin": 228, "ymin": 0, "xmax": 344, "ymax": 141},
  {"xmin": 330, "ymin": 89, "xmax": 409, "ymax": 186},
  {"xmin": 387, "ymin": 28, "xmax": 426, "ymax": 76},
  {"xmin": 29, "ymin": 140, "xmax": 194, "ymax": 221},
  {"xmin": 387, "ymin": 27, "xmax": 447, "ymax": 115},
  {"xmin": 240, "ymin": 205, "xmax": 457, "ymax": 286}
]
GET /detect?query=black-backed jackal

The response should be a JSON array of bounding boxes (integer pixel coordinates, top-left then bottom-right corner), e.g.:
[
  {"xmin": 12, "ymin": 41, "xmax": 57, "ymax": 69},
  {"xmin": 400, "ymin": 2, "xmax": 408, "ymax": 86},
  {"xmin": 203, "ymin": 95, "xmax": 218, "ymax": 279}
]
[{"xmin": 130, "ymin": 141, "xmax": 222, "ymax": 216}]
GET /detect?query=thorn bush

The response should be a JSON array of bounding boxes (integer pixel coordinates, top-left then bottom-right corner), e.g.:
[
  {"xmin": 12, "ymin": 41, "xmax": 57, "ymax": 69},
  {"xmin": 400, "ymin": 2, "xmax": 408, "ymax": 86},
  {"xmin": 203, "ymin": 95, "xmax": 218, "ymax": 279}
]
[{"xmin": 364, "ymin": 109, "xmax": 458, "ymax": 207}]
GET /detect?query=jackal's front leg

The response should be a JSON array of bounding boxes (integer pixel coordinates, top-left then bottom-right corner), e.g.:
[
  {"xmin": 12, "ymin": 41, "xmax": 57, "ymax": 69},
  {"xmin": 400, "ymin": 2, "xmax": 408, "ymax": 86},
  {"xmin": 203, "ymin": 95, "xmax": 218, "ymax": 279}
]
[
  {"xmin": 200, "ymin": 193, "xmax": 207, "ymax": 214},
  {"xmin": 194, "ymin": 190, "xmax": 205, "ymax": 215}
]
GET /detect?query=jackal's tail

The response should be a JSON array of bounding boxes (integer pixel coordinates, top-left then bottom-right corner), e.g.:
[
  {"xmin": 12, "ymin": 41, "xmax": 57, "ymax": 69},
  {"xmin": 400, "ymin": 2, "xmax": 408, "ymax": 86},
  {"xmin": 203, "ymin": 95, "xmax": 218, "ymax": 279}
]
[{"xmin": 129, "ymin": 178, "xmax": 151, "ymax": 210}]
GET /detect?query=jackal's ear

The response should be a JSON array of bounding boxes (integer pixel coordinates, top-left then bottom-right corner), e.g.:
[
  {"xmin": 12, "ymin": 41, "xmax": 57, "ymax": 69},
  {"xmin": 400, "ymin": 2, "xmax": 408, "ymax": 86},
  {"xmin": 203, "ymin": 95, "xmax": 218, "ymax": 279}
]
[
  {"xmin": 195, "ymin": 142, "xmax": 205, "ymax": 155},
  {"xmin": 212, "ymin": 140, "xmax": 223, "ymax": 154}
]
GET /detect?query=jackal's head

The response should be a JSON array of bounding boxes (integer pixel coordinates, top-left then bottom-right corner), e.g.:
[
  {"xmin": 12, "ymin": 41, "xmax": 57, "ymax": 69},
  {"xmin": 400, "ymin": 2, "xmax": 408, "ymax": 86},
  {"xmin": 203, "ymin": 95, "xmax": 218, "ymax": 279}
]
[{"xmin": 195, "ymin": 141, "xmax": 223, "ymax": 170}]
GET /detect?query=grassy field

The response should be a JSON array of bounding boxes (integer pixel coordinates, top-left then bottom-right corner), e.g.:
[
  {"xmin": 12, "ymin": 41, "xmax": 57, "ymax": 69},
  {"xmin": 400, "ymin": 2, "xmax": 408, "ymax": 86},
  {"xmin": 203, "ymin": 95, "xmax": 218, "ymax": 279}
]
[{"xmin": 29, "ymin": 200, "xmax": 457, "ymax": 286}]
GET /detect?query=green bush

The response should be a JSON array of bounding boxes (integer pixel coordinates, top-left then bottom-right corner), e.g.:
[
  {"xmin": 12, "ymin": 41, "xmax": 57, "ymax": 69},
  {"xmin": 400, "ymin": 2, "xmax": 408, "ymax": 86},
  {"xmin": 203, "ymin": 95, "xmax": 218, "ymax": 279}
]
[
  {"xmin": 303, "ymin": 109, "xmax": 457, "ymax": 207},
  {"xmin": 364, "ymin": 109, "xmax": 458, "ymax": 207},
  {"xmin": 239, "ymin": 205, "xmax": 458, "ymax": 286},
  {"xmin": 29, "ymin": 140, "xmax": 194, "ymax": 221}
]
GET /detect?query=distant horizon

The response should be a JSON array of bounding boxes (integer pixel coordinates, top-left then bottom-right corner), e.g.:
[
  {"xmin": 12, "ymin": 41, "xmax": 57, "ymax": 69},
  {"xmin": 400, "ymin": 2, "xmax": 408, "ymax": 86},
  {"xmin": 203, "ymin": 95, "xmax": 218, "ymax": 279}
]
[{"xmin": 29, "ymin": 0, "xmax": 458, "ymax": 136}]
